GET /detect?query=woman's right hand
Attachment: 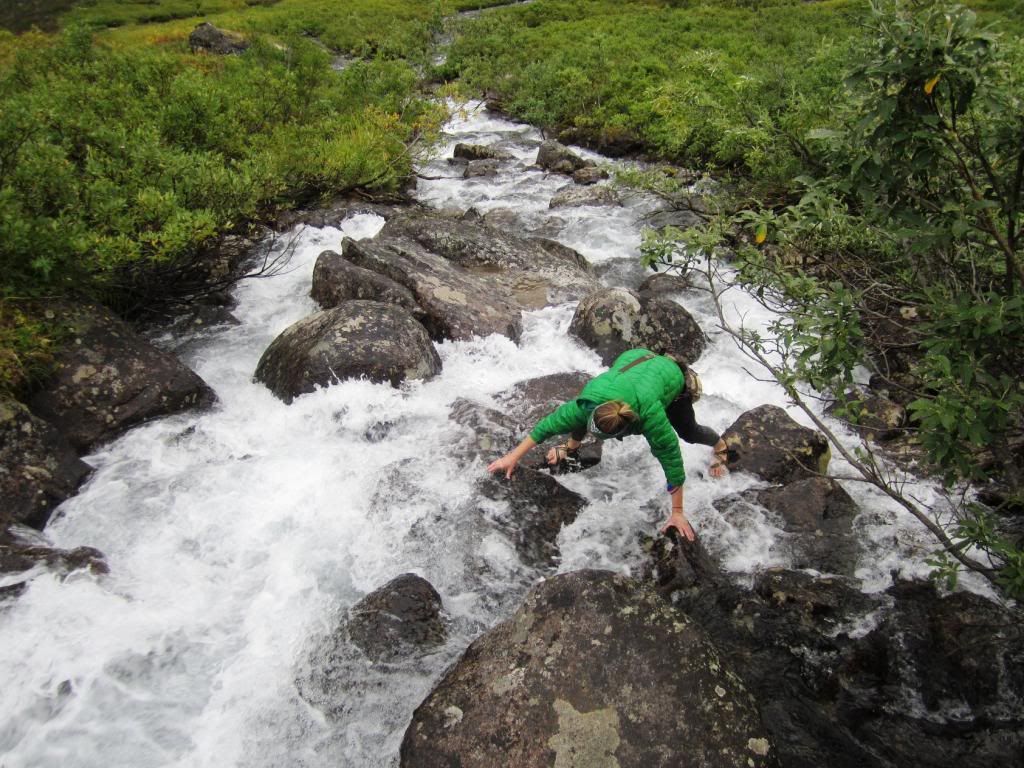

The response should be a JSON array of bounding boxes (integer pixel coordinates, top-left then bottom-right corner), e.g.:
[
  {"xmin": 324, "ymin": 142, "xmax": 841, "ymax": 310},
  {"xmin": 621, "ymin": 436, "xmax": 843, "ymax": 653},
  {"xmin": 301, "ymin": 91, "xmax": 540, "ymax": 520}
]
[{"xmin": 487, "ymin": 452, "xmax": 520, "ymax": 479}]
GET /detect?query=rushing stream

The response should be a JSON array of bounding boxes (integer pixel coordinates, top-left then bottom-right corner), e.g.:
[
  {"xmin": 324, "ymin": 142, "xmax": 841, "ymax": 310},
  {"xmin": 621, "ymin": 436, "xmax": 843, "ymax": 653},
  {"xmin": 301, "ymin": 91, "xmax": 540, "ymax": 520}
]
[{"xmin": 0, "ymin": 103, "xmax": 978, "ymax": 768}]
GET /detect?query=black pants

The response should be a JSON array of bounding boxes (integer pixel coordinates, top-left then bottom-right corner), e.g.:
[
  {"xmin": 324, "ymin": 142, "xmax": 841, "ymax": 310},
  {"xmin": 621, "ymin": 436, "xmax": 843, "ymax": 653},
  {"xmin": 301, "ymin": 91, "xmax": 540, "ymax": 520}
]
[
  {"xmin": 570, "ymin": 395, "xmax": 719, "ymax": 446},
  {"xmin": 666, "ymin": 394, "xmax": 720, "ymax": 446}
]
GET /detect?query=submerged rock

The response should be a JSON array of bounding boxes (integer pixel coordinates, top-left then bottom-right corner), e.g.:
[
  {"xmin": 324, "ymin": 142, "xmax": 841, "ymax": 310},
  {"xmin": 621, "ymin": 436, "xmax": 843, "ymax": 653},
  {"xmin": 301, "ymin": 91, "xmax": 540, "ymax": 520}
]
[
  {"xmin": 569, "ymin": 287, "xmax": 706, "ymax": 367},
  {"xmin": 401, "ymin": 570, "xmax": 777, "ymax": 768},
  {"xmin": 347, "ymin": 573, "xmax": 447, "ymax": 662},
  {"xmin": 254, "ymin": 301, "xmax": 441, "ymax": 402},
  {"xmin": 463, "ymin": 159, "xmax": 501, "ymax": 178},
  {"xmin": 0, "ymin": 523, "xmax": 108, "ymax": 596},
  {"xmin": 29, "ymin": 304, "xmax": 216, "ymax": 452},
  {"xmin": 0, "ymin": 399, "xmax": 91, "ymax": 530},
  {"xmin": 479, "ymin": 467, "xmax": 588, "ymax": 568},
  {"xmin": 722, "ymin": 405, "xmax": 831, "ymax": 483}
]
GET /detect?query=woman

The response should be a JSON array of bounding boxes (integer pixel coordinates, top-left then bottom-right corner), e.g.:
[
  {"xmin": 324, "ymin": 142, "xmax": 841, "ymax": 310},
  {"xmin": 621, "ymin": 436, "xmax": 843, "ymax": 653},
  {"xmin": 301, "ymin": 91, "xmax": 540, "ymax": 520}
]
[{"xmin": 487, "ymin": 348, "xmax": 730, "ymax": 541}]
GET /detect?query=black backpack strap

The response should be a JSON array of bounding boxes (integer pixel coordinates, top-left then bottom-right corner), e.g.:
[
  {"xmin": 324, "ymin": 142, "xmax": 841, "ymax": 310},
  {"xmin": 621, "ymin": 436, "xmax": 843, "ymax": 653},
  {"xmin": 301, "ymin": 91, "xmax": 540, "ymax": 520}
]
[{"xmin": 617, "ymin": 353, "xmax": 656, "ymax": 374}]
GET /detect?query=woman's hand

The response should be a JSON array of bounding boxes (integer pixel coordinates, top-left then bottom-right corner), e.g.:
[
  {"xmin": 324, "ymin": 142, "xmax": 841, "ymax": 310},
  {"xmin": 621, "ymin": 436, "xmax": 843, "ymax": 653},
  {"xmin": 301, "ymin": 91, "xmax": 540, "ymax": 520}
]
[
  {"xmin": 487, "ymin": 452, "xmax": 520, "ymax": 479},
  {"xmin": 709, "ymin": 439, "xmax": 730, "ymax": 478},
  {"xmin": 487, "ymin": 436, "xmax": 537, "ymax": 479},
  {"xmin": 660, "ymin": 511, "xmax": 695, "ymax": 541}
]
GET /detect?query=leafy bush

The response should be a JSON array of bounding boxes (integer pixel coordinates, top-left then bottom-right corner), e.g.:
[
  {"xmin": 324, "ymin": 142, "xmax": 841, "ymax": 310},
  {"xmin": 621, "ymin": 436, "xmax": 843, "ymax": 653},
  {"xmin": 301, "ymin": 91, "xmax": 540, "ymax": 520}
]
[{"xmin": 0, "ymin": 25, "xmax": 438, "ymax": 307}]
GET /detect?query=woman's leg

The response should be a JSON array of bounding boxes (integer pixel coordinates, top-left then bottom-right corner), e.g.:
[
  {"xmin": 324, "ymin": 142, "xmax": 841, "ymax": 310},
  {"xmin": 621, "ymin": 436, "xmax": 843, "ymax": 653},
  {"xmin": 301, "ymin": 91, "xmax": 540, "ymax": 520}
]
[{"xmin": 666, "ymin": 395, "xmax": 720, "ymax": 446}]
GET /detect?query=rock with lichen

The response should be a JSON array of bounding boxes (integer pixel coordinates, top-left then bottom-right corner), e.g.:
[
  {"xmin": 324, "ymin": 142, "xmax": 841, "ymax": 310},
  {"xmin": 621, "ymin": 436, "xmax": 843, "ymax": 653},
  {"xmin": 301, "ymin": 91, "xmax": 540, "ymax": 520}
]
[
  {"xmin": 568, "ymin": 287, "xmax": 706, "ymax": 367},
  {"xmin": 721, "ymin": 405, "xmax": 831, "ymax": 483},
  {"xmin": 254, "ymin": 301, "xmax": 441, "ymax": 403},
  {"xmin": 400, "ymin": 569, "xmax": 778, "ymax": 768}
]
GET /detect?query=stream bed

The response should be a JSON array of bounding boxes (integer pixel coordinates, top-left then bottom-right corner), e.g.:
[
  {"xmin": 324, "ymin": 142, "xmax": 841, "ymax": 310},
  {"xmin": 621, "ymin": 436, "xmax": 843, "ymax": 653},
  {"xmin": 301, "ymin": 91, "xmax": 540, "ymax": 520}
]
[{"xmin": 0, "ymin": 102, "xmax": 969, "ymax": 768}]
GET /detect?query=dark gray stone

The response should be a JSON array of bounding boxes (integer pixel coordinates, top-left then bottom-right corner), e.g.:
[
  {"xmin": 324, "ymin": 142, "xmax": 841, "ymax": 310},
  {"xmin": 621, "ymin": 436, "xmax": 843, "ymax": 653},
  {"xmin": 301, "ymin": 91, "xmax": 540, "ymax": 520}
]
[
  {"xmin": 188, "ymin": 22, "xmax": 250, "ymax": 55},
  {"xmin": 572, "ymin": 166, "xmax": 609, "ymax": 185},
  {"xmin": 0, "ymin": 399, "xmax": 91, "ymax": 530},
  {"xmin": 401, "ymin": 570, "xmax": 778, "ymax": 768},
  {"xmin": 549, "ymin": 184, "xmax": 621, "ymax": 209},
  {"xmin": 29, "ymin": 304, "xmax": 216, "ymax": 452},
  {"xmin": 568, "ymin": 287, "xmax": 706, "ymax": 367},
  {"xmin": 535, "ymin": 139, "xmax": 595, "ymax": 175},
  {"xmin": 453, "ymin": 143, "xmax": 512, "ymax": 161},
  {"xmin": 254, "ymin": 301, "xmax": 441, "ymax": 403},
  {"xmin": 638, "ymin": 271, "xmax": 690, "ymax": 298},
  {"xmin": 310, "ymin": 249, "xmax": 420, "ymax": 315},
  {"xmin": 464, "ymin": 159, "xmax": 501, "ymax": 178},
  {"xmin": 722, "ymin": 405, "xmax": 831, "ymax": 483},
  {"xmin": 347, "ymin": 573, "xmax": 447, "ymax": 662}
]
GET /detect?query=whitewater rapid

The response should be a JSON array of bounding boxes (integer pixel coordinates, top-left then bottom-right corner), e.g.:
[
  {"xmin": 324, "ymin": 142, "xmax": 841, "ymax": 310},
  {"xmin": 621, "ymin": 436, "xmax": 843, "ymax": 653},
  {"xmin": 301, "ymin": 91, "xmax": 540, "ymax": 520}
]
[{"xmin": 0, "ymin": 103, "xmax": 968, "ymax": 768}]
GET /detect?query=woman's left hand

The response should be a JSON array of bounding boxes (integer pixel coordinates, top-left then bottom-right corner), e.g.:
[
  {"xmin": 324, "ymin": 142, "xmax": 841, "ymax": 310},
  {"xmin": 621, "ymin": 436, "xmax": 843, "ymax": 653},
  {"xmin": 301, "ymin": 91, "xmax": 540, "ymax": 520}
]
[{"xmin": 487, "ymin": 452, "xmax": 519, "ymax": 479}]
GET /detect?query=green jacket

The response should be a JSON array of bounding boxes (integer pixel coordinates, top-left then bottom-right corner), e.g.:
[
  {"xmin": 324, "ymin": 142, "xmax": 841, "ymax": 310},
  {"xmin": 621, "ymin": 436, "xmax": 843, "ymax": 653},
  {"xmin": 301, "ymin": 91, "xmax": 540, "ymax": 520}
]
[{"xmin": 529, "ymin": 349, "xmax": 687, "ymax": 487}]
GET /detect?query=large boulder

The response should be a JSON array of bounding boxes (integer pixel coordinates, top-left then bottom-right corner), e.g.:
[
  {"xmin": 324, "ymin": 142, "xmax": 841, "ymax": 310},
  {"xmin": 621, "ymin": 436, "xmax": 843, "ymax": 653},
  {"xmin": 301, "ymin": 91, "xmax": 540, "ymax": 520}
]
[
  {"xmin": 722, "ymin": 405, "xmax": 830, "ymax": 483},
  {"xmin": 569, "ymin": 287, "xmax": 706, "ymax": 367},
  {"xmin": 310, "ymin": 249, "xmax": 421, "ymax": 315},
  {"xmin": 29, "ymin": 304, "xmax": 216, "ymax": 452},
  {"xmin": 535, "ymin": 140, "xmax": 595, "ymax": 175},
  {"xmin": 401, "ymin": 570, "xmax": 777, "ymax": 768},
  {"xmin": 463, "ymin": 159, "xmax": 501, "ymax": 178},
  {"xmin": 382, "ymin": 212, "xmax": 597, "ymax": 306},
  {"xmin": 342, "ymin": 235, "xmax": 525, "ymax": 342},
  {"xmin": 254, "ymin": 301, "xmax": 441, "ymax": 402},
  {"xmin": 0, "ymin": 399, "xmax": 91, "ymax": 530},
  {"xmin": 453, "ymin": 143, "xmax": 512, "ymax": 161},
  {"xmin": 188, "ymin": 22, "xmax": 250, "ymax": 55},
  {"xmin": 549, "ymin": 184, "xmax": 621, "ymax": 209}
]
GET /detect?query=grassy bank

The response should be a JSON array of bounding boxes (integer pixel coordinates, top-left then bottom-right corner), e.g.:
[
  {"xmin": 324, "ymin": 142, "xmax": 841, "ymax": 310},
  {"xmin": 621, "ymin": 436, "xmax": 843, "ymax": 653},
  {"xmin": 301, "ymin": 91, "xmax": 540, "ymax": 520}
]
[{"xmin": 0, "ymin": 0, "xmax": 447, "ymax": 396}]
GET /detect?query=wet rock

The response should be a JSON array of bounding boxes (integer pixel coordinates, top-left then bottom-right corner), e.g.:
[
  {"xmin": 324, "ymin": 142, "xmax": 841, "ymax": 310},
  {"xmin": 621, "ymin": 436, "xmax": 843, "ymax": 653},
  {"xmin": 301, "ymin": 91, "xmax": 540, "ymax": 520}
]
[
  {"xmin": 755, "ymin": 478, "xmax": 859, "ymax": 575},
  {"xmin": 342, "ymin": 234, "xmax": 524, "ymax": 342},
  {"xmin": 535, "ymin": 139, "xmax": 595, "ymax": 175},
  {"xmin": 481, "ymin": 208, "xmax": 521, "ymax": 230},
  {"xmin": 188, "ymin": 22, "xmax": 250, "ymax": 55},
  {"xmin": 572, "ymin": 166, "xmax": 609, "ymax": 185},
  {"xmin": 549, "ymin": 184, "xmax": 621, "ymax": 209},
  {"xmin": 650, "ymin": 544, "xmax": 1024, "ymax": 768},
  {"xmin": 310, "ymin": 249, "xmax": 421, "ymax": 315},
  {"xmin": 722, "ymin": 405, "xmax": 831, "ymax": 483},
  {"xmin": 638, "ymin": 271, "xmax": 690, "ymax": 298},
  {"xmin": 401, "ymin": 569, "xmax": 777, "ymax": 768},
  {"xmin": 1, "ymin": 523, "xmax": 108, "ymax": 588},
  {"xmin": 340, "ymin": 212, "xmax": 598, "ymax": 341},
  {"xmin": 29, "ymin": 304, "xmax": 216, "ymax": 452},
  {"xmin": 254, "ymin": 301, "xmax": 441, "ymax": 403},
  {"xmin": 464, "ymin": 159, "xmax": 501, "ymax": 178},
  {"xmin": 347, "ymin": 573, "xmax": 447, "ymax": 662},
  {"xmin": 383, "ymin": 212, "xmax": 596, "ymax": 304},
  {"xmin": 568, "ymin": 287, "xmax": 706, "ymax": 367},
  {"xmin": 0, "ymin": 399, "xmax": 91, "ymax": 530},
  {"xmin": 827, "ymin": 392, "xmax": 906, "ymax": 442},
  {"xmin": 479, "ymin": 467, "xmax": 588, "ymax": 568},
  {"xmin": 298, "ymin": 572, "xmax": 447, "ymax": 721},
  {"xmin": 453, "ymin": 143, "xmax": 512, "ymax": 161}
]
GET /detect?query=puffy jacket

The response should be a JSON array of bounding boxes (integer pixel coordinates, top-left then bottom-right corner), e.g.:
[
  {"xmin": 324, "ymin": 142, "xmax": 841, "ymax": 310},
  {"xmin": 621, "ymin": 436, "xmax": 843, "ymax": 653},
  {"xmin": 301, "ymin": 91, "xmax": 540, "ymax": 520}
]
[{"xmin": 529, "ymin": 348, "xmax": 687, "ymax": 486}]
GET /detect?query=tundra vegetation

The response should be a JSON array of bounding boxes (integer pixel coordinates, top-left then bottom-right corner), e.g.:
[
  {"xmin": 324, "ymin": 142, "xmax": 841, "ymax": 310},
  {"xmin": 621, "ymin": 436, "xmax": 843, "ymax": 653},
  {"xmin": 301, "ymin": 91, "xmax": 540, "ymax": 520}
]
[{"xmin": 2, "ymin": 0, "xmax": 1023, "ymax": 595}]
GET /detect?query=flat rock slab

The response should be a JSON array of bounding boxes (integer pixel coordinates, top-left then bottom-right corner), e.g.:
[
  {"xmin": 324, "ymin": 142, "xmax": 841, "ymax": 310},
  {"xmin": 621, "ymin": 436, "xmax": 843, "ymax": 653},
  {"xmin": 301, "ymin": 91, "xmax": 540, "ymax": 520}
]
[
  {"xmin": 401, "ymin": 569, "xmax": 777, "ymax": 768},
  {"xmin": 29, "ymin": 303, "xmax": 216, "ymax": 452}
]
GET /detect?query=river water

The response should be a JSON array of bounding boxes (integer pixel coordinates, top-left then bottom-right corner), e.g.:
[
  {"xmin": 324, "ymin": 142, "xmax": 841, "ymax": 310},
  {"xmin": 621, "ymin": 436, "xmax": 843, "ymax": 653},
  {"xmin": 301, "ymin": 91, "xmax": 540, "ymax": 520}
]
[{"xmin": 0, "ymin": 103, "xmax": 969, "ymax": 768}]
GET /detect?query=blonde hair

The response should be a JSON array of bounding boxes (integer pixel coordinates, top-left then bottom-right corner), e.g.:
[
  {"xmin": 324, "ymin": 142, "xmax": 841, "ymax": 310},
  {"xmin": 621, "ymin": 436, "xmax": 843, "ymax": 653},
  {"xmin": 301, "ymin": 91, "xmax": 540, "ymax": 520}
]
[{"xmin": 593, "ymin": 400, "xmax": 637, "ymax": 436}]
